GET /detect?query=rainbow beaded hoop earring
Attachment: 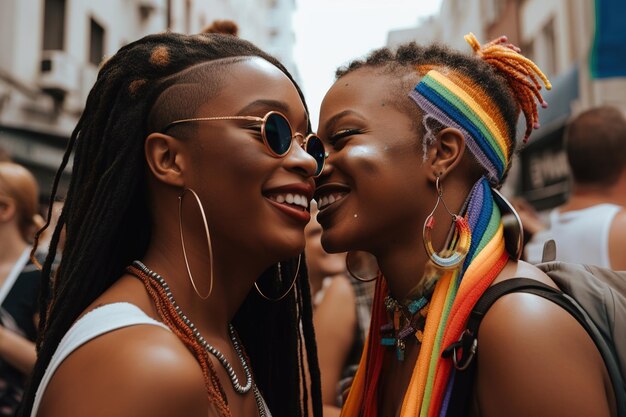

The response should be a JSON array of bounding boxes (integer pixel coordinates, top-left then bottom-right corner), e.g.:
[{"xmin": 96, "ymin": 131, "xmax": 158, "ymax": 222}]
[{"xmin": 422, "ymin": 177, "xmax": 472, "ymax": 269}]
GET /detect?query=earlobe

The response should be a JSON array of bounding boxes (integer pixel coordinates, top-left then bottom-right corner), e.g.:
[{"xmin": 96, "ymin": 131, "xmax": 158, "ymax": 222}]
[
  {"xmin": 145, "ymin": 133, "xmax": 186, "ymax": 187},
  {"xmin": 427, "ymin": 127, "xmax": 465, "ymax": 181},
  {"xmin": 0, "ymin": 197, "xmax": 16, "ymax": 223}
]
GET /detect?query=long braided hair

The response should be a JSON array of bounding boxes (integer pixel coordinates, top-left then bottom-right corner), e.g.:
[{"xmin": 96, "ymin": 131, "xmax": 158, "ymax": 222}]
[
  {"xmin": 337, "ymin": 35, "xmax": 550, "ymax": 417},
  {"xmin": 20, "ymin": 32, "xmax": 321, "ymax": 417}
]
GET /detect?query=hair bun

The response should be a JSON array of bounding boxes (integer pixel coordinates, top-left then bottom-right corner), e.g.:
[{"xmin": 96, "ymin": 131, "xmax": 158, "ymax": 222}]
[
  {"xmin": 201, "ymin": 20, "xmax": 239, "ymax": 36},
  {"xmin": 464, "ymin": 32, "xmax": 551, "ymax": 143}
]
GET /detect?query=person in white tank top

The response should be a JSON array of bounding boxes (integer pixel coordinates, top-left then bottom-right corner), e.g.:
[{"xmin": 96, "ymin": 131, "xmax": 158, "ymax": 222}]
[
  {"xmin": 524, "ymin": 106, "xmax": 626, "ymax": 270},
  {"xmin": 20, "ymin": 29, "xmax": 324, "ymax": 417}
]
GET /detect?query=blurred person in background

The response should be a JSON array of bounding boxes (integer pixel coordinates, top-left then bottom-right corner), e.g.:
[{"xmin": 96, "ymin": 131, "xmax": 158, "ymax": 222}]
[
  {"xmin": 0, "ymin": 148, "xmax": 10, "ymax": 163},
  {"xmin": 0, "ymin": 162, "xmax": 42, "ymax": 416},
  {"xmin": 33, "ymin": 199, "xmax": 65, "ymax": 269},
  {"xmin": 525, "ymin": 106, "xmax": 626, "ymax": 269},
  {"xmin": 306, "ymin": 201, "xmax": 374, "ymax": 417}
]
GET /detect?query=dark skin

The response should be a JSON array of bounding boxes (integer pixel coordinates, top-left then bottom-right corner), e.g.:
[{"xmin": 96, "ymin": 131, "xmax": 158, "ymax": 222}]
[
  {"xmin": 305, "ymin": 203, "xmax": 355, "ymax": 417},
  {"xmin": 37, "ymin": 58, "xmax": 318, "ymax": 417},
  {"xmin": 315, "ymin": 67, "xmax": 616, "ymax": 417}
]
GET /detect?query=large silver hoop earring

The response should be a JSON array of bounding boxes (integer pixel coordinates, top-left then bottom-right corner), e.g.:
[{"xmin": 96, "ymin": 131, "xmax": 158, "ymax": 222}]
[
  {"xmin": 346, "ymin": 251, "xmax": 379, "ymax": 282},
  {"xmin": 255, "ymin": 255, "xmax": 301, "ymax": 301},
  {"xmin": 179, "ymin": 188, "xmax": 213, "ymax": 299}
]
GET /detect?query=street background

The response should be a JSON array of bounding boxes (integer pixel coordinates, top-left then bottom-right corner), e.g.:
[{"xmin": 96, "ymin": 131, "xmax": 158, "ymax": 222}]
[{"xmin": 1, "ymin": 0, "xmax": 625, "ymax": 211}]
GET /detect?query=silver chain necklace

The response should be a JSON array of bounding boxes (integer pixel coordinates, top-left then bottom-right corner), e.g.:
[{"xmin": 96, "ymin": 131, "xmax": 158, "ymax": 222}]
[{"xmin": 132, "ymin": 261, "xmax": 255, "ymax": 395}]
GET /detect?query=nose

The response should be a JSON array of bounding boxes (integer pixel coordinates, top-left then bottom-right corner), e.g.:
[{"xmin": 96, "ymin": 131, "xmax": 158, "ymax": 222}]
[{"xmin": 283, "ymin": 135, "xmax": 318, "ymax": 178}]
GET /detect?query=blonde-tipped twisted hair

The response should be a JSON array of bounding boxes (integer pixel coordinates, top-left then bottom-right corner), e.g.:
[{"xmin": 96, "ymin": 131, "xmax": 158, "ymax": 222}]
[
  {"xmin": 336, "ymin": 34, "xmax": 551, "ymax": 186},
  {"xmin": 410, "ymin": 33, "xmax": 551, "ymax": 185},
  {"xmin": 464, "ymin": 33, "xmax": 551, "ymax": 142}
]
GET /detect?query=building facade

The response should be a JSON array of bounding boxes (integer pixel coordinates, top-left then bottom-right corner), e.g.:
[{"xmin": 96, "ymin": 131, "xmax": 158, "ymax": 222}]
[
  {"xmin": 386, "ymin": 0, "xmax": 626, "ymax": 209},
  {"xmin": 0, "ymin": 0, "xmax": 297, "ymax": 199}
]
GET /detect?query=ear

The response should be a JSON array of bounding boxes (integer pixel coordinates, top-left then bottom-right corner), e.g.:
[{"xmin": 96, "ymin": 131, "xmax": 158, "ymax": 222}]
[
  {"xmin": 424, "ymin": 127, "xmax": 466, "ymax": 182},
  {"xmin": 144, "ymin": 133, "xmax": 187, "ymax": 188},
  {"xmin": 0, "ymin": 196, "xmax": 16, "ymax": 223}
]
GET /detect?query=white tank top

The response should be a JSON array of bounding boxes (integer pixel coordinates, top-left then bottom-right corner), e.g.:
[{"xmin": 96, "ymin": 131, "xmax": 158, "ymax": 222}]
[
  {"xmin": 30, "ymin": 302, "xmax": 170, "ymax": 416},
  {"xmin": 30, "ymin": 302, "xmax": 272, "ymax": 417},
  {"xmin": 526, "ymin": 204, "xmax": 622, "ymax": 267}
]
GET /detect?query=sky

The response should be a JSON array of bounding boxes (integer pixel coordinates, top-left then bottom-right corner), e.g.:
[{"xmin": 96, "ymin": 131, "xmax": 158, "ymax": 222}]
[{"xmin": 292, "ymin": 0, "xmax": 443, "ymax": 128}]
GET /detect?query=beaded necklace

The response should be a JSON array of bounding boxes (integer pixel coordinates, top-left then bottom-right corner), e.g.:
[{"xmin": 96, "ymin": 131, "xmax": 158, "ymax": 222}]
[
  {"xmin": 380, "ymin": 276, "xmax": 437, "ymax": 361},
  {"xmin": 128, "ymin": 261, "xmax": 269, "ymax": 417}
]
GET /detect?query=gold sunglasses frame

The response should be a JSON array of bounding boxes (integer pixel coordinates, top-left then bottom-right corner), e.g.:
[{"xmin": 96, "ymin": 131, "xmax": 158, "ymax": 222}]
[{"xmin": 161, "ymin": 111, "xmax": 325, "ymax": 176}]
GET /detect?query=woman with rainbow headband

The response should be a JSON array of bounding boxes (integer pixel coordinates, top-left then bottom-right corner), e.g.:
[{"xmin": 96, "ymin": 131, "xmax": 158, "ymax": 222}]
[{"xmin": 314, "ymin": 34, "xmax": 616, "ymax": 416}]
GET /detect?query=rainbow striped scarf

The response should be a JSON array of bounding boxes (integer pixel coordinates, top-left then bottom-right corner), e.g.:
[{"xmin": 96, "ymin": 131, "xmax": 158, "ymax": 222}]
[{"xmin": 340, "ymin": 178, "xmax": 508, "ymax": 417}]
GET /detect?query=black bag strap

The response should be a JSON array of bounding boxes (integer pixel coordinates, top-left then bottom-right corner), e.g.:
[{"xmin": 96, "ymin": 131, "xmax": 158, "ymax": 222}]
[
  {"xmin": 469, "ymin": 278, "xmax": 590, "ymax": 332},
  {"xmin": 442, "ymin": 278, "xmax": 593, "ymax": 417}
]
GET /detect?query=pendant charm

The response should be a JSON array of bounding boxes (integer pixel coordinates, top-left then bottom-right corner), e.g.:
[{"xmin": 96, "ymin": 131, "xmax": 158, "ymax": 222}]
[
  {"xmin": 396, "ymin": 338, "xmax": 406, "ymax": 361},
  {"xmin": 380, "ymin": 290, "xmax": 433, "ymax": 362}
]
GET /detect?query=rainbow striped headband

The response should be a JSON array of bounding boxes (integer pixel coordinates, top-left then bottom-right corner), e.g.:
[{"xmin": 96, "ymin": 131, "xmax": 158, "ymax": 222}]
[{"xmin": 409, "ymin": 69, "xmax": 511, "ymax": 185}]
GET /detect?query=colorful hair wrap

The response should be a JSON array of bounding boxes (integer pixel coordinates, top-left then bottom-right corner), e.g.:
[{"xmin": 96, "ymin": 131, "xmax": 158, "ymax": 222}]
[
  {"xmin": 340, "ymin": 34, "xmax": 550, "ymax": 417},
  {"xmin": 411, "ymin": 71, "xmax": 509, "ymax": 184}
]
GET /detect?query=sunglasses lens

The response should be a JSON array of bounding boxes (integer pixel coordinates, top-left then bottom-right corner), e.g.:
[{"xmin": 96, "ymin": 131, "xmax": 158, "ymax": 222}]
[
  {"xmin": 265, "ymin": 113, "xmax": 292, "ymax": 156},
  {"xmin": 306, "ymin": 136, "xmax": 326, "ymax": 176}
]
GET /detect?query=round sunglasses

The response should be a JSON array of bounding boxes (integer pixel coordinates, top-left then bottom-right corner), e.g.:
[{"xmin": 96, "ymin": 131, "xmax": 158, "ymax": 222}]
[{"xmin": 162, "ymin": 111, "xmax": 326, "ymax": 177}]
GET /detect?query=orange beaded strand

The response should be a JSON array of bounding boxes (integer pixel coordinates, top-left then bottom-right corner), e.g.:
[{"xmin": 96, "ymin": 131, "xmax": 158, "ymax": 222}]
[{"xmin": 127, "ymin": 265, "xmax": 231, "ymax": 417}]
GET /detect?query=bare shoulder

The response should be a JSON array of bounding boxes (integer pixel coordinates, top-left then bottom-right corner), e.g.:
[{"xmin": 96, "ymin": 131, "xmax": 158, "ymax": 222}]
[
  {"xmin": 474, "ymin": 262, "xmax": 614, "ymax": 417},
  {"xmin": 316, "ymin": 275, "xmax": 357, "ymax": 328},
  {"xmin": 491, "ymin": 259, "xmax": 556, "ymax": 287},
  {"xmin": 609, "ymin": 208, "xmax": 626, "ymax": 270},
  {"xmin": 38, "ymin": 322, "xmax": 208, "ymax": 417},
  {"xmin": 324, "ymin": 274, "xmax": 356, "ymax": 305},
  {"xmin": 314, "ymin": 275, "xmax": 357, "ymax": 352}
]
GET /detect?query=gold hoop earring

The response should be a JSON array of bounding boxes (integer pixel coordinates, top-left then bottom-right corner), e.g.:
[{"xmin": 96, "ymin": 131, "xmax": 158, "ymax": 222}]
[
  {"xmin": 179, "ymin": 188, "xmax": 213, "ymax": 299},
  {"xmin": 422, "ymin": 176, "xmax": 472, "ymax": 269},
  {"xmin": 346, "ymin": 251, "xmax": 379, "ymax": 282},
  {"xmin": 255, "ymin": 254, "xmax": 301, "ymax": 301}
]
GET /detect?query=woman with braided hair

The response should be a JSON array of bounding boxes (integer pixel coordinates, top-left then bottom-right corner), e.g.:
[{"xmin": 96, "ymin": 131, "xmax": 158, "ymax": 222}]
[
  {"xmin": 314, "ymin": 34, "xmax": 616, "ymax": 416},
  {"xmin": 20, "ymin": 31, "xmax": 323, "ymax": 417}
]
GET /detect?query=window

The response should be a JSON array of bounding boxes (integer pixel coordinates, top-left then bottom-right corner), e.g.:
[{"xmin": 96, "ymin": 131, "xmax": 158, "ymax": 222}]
[
  {"xmin": 185, "ymin": 0, "xmax": 192, "ymax": 33},
  {"xmin": 521, "ymin": 41, "xmax": 534, "ymax": 63},
  {"xmin": 89, "ymin": 18, "xmax": 105, "ymax": 66},
  {"xmin": 43, "ymin": 0, "xmax": 66, "ymax": 50},
  {"xmin": 543, "ymin": 19, "xmax": 557, "ymax": 76}
]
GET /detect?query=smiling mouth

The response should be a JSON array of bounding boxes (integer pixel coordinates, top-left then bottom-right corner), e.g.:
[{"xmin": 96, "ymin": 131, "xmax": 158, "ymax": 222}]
[
  {"xmin": 317, "ymin": 192, "xmax": 348, "ymax": 210},
  {"xmin": 265, "ymin": 193, "xmax": 309, "ymax": 211}
]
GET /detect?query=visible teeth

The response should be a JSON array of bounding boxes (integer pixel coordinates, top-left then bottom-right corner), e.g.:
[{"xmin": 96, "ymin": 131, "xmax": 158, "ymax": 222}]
[
  {"xmin": 318, "ymin": 192, "xmax": 347, "ymax": 210},
  {"xmin": 267, "ymin": 193, "xmax": 309, "ymax": 209}
]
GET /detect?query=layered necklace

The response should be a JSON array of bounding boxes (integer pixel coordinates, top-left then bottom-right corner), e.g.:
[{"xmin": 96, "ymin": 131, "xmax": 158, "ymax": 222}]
[
  {"xmin": 380, "ymin": 276, "xmax": 437, "ymax": 361},
  {"xmin": 129, "ymin": 260, "xmax": 269, "ymax": 417}
]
